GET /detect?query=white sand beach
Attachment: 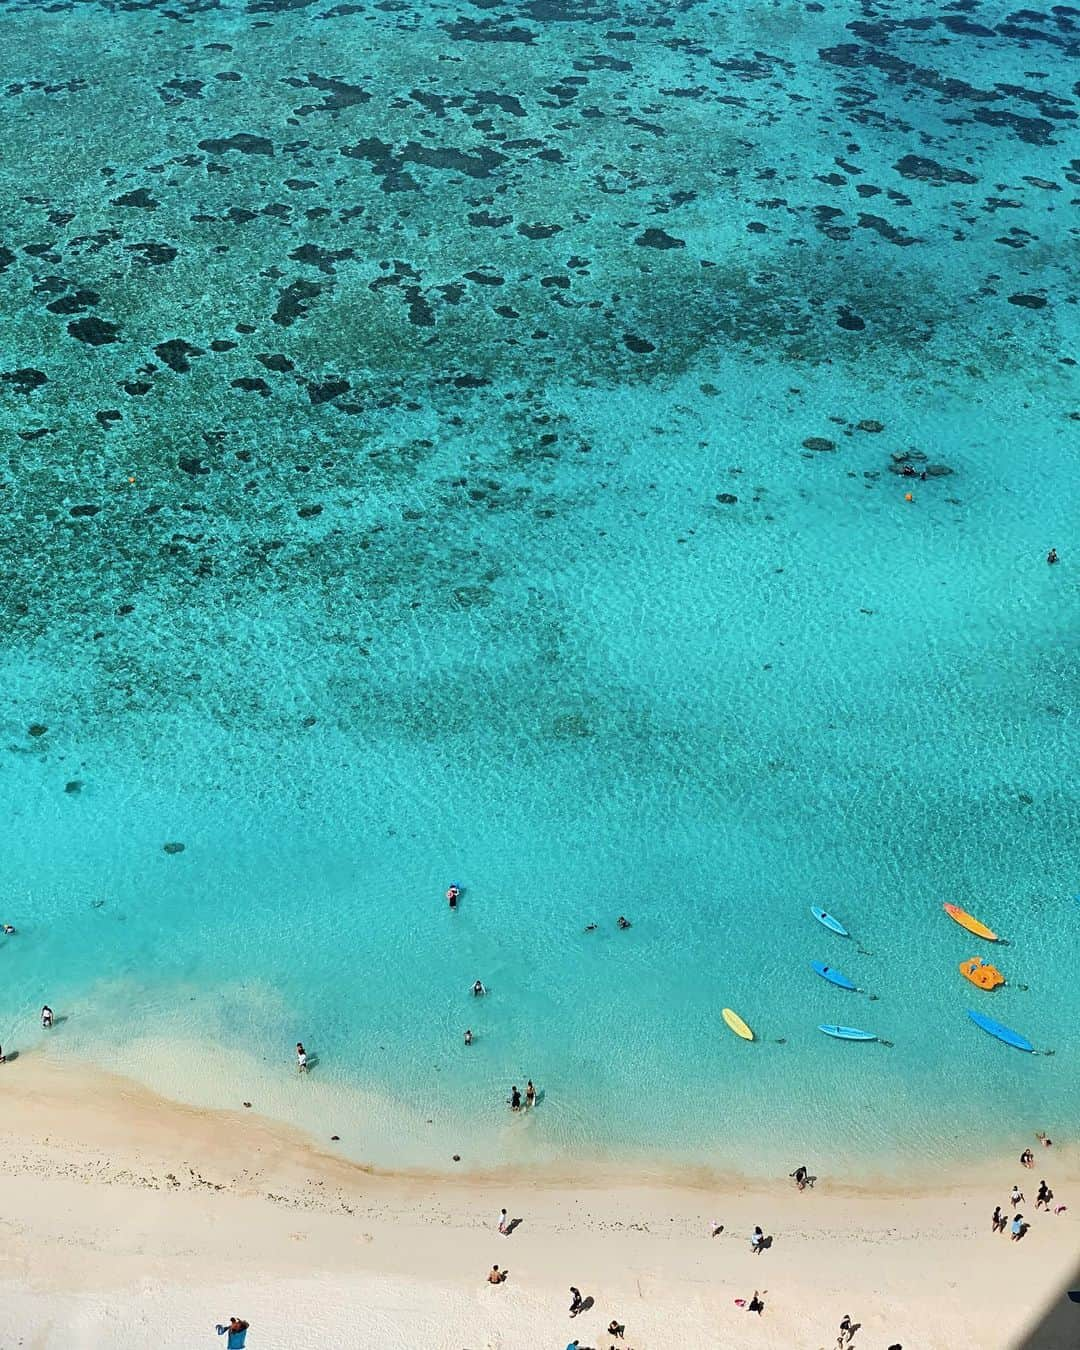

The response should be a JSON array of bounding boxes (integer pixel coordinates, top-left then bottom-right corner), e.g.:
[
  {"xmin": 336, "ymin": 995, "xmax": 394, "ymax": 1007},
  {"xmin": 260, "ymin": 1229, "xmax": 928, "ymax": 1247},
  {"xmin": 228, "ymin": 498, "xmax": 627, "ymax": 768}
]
[{"xmin": 0, "ymin": 1055, "xmax": 1075, "ymax": 1349}]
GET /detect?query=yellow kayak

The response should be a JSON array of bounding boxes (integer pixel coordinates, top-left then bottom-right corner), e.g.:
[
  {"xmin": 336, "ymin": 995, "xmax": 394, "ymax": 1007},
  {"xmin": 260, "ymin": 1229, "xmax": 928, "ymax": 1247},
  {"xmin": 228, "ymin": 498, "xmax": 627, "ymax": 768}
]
[
  {"xmin": 943, "ymin": 903, "xmax": 998, "ymax": 941},
  {"xmin": 722, "ymin": 1008, "xmax": 754, "ymax": 1041}
]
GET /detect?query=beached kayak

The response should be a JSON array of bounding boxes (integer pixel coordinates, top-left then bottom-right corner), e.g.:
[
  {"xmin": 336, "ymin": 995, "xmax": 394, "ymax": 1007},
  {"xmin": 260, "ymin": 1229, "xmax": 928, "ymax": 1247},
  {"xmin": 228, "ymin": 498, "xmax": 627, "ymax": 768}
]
[
  {"xmin": 811, "ymin": 960, "xmax": 857, "ymax": 991},
  {"xmin": 943, "ymin": 903, "xmax": 998, "ymax": 941},
  {"xmin": 811, "ymin": 906, "xmax": 849, "ymax": 937},
  {"xmin": 818, "ymin": 1024, "xmax": 877, "ymax": 1042},
  {"xmin": 968, "ymin": 1009, "xmax": 1033, "ymax": 1053},
  {"xmin": 721, "ymin": 1008, "xmax": 754, "ymax": 1041}
]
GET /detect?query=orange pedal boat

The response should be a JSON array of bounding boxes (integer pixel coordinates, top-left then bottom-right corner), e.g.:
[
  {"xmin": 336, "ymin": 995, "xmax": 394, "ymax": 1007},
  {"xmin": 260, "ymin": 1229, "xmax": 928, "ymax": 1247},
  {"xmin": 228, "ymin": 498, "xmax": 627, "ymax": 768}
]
[{"xmin": 960, "ymin": 957, "xmax": 1005, "ymax": 990}]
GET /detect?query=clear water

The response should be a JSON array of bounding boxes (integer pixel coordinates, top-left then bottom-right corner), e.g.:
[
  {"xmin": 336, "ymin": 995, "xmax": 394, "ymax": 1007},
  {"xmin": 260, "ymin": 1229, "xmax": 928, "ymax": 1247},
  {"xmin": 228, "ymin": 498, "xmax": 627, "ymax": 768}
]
[{"xmin": 0, "ymin": 0, "xmax": 1077, "ymax": 1176}]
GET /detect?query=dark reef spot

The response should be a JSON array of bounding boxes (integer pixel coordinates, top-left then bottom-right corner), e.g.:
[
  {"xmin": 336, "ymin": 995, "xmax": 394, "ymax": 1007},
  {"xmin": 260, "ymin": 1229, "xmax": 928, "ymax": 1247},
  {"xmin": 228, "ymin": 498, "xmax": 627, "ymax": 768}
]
[
  {"xmin": 69, "ymin": 504, "xmax": 101, "ymax": 517},
  {"xmin": 468, "ymin": 210, "xmax": 512, "ymax": 228},
  {"xmin": 65, "ymin": 780, "xmax": 83, "ymax": 794},
  {"xmin": 307, "ymin": 378, "xmax": 349, "ymax": 404},
  {"xmin": 1, "ymin": 367, "xmax": 47, "ymax": 393},
  {"xmin": 635, "ymin": 227, "xmax": 685, "ymax": 249},
  {"xmin": 894, "ymin": 154, "xmax": 978, "ymax": 186},
  {"xmin": 256, "ymin": 352, "xmax": 295, "ymax": 372},
  {"xmin": 716, "ymin": 493, "xmax": 738, "ymax": 504},
  {"xmin": 28, "ymin": 724, "xmax": 47, "ymax": 738},
  {"xmin": 837, "ymin": 307, "xmax": 866, "ymax": 332},
  {"xmin": 123, "ymin": 379, "xmax": 152, "ymax": 396},
  {"xmin": 127, "ymin": 242, "xmax": 178, "ymax": 266},
  {"xmin": 623, "ymin": 333, "xmax": 655, "ymax": 353},
  {"xmin": 273, "ymin": 279, "xmax": 322, "ymax": 326},
  {"xmin": 46, "ymin": 289, "xmax": 100, "ymax": 315},
  {"xmin": 210, "ymin": 339, "xmax": 237, "ymax": 352},
  {"xmin": 1008, "ymin": 293, "xmax": 1048, "ymax": 309},
  {"xmin": 297, "ymin": 503, "xmax": 324, "ymax": 518},
  {"xmin": 232, "ymin": 376, "xmax": 271, "ymax": 396},
  {"xmin": 518, "ymin": 222, "xmax": 563, "ymax": 239},
  {"xmin": 163, "ymin": 842, "xmax": 186, "ymax": 854},
  {"xmin": 154, "ymin": 339, "xmax": 206, "ymax": 373},
  {"xmin": 111, "ymin": 188, "xmax": 159, "ymax": 209},
  {"xmin": 857, "ymin": 419, "xmax": 884, "ymax": 433},
  {"xmin": 802, "ymin": 437, "xmax": 836, "ymax": 452},
  {"xmin": 198, "ymin": 132, "xmax": 274, "ymax": 156},
  {"xmin": 68, "ymin": 316, "xmax": 120, "ymax": 345},
  {"xmin": 178, "ymin": 455, "xmax": 210, "ymax": 476}
]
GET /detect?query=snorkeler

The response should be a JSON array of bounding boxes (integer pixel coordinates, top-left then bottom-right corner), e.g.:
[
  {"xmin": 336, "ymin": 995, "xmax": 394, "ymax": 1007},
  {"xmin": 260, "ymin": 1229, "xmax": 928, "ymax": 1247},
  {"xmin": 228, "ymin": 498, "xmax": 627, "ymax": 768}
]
[
  {"xmin": 472, "ymin": 980, "xmax": 486, "ymax": 997},
  {"xmin": 617, "ymin": 916, "xmax": 632, "ymax": 930}
]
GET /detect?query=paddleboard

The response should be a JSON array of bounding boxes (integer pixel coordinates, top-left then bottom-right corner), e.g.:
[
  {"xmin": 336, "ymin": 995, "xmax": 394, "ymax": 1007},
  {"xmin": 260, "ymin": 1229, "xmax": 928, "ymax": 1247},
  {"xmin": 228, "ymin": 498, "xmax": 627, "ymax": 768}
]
[
  {"xmin": 721, "ymin": 1008, "xmax": 754, "ymax": 1041},
  {"xmin": 943, "ymin": 903, "xmax": 998, "ymax": 942},
  {"xmin": 811, "ymin": 906, "xmax": 849, "ymax": 937},
  {"xmin": 811, "ymin": 960, "xmax": 857, "ymax": 991},
  {"xmin": 818, "ymin": 1024, "xmax": 877, "ymax": 1042},
  {"xmin": 967, "ymin": 1009, "xmax": 1033, "ymax": 1053}
]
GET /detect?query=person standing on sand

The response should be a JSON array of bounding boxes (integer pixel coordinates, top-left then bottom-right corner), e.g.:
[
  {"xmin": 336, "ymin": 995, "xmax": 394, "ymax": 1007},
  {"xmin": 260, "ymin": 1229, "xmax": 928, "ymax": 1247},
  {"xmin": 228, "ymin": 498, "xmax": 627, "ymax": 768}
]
[
  {"xmin": 790, "ymin": 1165, "xmax": 808, "ymax": 1190},
  {"xmin": 1011, "ymin": 1214, "xmax": 1026, "ymax": 1241},
  {"xmin": 1011, "ymin": 1184, "xmax": 1025, "ymax": 1207},
  {"xmin": 41, "ymin": 1005, "xmax": 53, "ymax": 1029},
  {"xmin": 992, "ymin": 1206, "xmax": 1005, "ymax": 1233},
  {"xmin": 1036, "ymin": 1181, "xmax": 1053, "ymax": 1211},
  {"xmin": 838, "ymin": 1313, "xmax": 856, "ymax": 1346},
  {"xmin": 569, "ymin": 1286, "xmax": 583, "ymax": 1317},
  {"xmin": 215, "ymin": 1317, "xmax": 249, "ymax": 1348},
  {"xmin": 750, "ymin": 1225, "xmax": 765, "ymax": 1254},
  {"xmin": 497, "ymin": 1207, "xmax": 508, "ymax": 1235}
]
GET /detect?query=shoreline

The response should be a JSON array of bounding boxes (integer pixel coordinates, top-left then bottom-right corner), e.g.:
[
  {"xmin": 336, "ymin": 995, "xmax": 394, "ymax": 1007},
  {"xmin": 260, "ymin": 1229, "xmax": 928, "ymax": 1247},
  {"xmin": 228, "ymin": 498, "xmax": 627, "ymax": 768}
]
[{"xmin": 1, "ymin": 1050, "xmax": 1078, "ymax": 1347}]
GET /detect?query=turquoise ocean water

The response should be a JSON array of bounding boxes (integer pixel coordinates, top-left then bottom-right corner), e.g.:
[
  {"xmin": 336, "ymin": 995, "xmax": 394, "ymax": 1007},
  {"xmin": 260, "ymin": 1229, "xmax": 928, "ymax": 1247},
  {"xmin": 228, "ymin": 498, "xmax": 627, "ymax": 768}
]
[{"xmin": 0, "ymin": 0, "xmax": 1077, "ymax": 1175}]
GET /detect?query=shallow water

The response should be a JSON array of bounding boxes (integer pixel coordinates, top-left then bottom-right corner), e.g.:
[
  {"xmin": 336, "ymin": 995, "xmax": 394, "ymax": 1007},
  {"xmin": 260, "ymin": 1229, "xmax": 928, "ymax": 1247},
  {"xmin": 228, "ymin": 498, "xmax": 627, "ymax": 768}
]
[{"xmin": 0, "ymin": 0, "xmax": 1077, "ymax": 1175}]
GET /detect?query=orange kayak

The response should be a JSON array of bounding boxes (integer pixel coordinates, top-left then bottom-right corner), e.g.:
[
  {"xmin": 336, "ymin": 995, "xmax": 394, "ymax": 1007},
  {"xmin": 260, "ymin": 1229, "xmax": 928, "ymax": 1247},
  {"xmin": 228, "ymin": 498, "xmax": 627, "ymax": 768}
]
[
  {"xmin": 959, "ymin": 957, "xmax": 1005, "ymax": 990},
  {"xmin": 943, "ymin": 903, "xmax": 998, "ymax": 942}
]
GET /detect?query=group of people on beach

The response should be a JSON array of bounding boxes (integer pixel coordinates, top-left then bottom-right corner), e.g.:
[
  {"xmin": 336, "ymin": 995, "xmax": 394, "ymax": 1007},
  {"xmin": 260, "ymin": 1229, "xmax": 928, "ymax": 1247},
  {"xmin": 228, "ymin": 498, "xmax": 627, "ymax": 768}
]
[{"xmin": 996, "ymin": 1134, "xmax": 1063, "ymax": 1242}]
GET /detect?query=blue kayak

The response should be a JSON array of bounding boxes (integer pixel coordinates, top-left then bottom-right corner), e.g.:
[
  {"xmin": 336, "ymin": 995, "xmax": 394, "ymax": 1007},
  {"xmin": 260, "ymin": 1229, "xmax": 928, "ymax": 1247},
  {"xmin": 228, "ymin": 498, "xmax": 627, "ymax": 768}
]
[
  {"xmin": 968, "ymin": 1009, "xmax": 1034, "ymax": 1053},
  {"xmin": 819, "ymin": 1024, "xmax": 877, "ymax": 1042},
  {"xmin": 811, "ymin": 960, "xmax": 857, "ymax": 991},
  {"xmin": 811, "ymin": 906, "xmax": 849, "ymax": 937}
]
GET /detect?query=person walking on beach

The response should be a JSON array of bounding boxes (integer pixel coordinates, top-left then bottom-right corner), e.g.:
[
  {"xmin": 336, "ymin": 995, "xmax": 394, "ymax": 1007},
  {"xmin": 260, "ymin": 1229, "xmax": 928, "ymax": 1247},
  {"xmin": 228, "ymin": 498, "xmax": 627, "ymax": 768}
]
[
  {"xmin": 215, "ymin": 1317, "xmax": 249, "ymax": 1348},
  {"xmin": 790, "ymin": 1164, "xmax": 809, "ymax": 1191},
  {"xmin": 838, "ymin": 1313, "xmax": 857, "ymax": 1346},
  {"xmin": 1011, "ymin": 1184, "xmax": 1025, "ymax": 1207},
  {"xmin": 1036, "ymin": 1180, "xmax": 1054, "ymax": 1211},
  {"xmin": 509, "ymin": 1085, "xmax": 522, "ymax": 1111},
  {"xmin": 751, "ymin": 1225, "xmax": 765, "ymax": 1255},
  {"xmin": 525, "ymin": 1079, "xmax": 536, "ymax": 1108},
  {"xmin": 992, "ymin": 1205, "xmax": 1006, "ymax": 1233},
  {"xmin": 40, "ymin": 1005, "xmax": 53, "ymax": 1029},
  {"xmin": 568, "ymin": 1286, "xmax": 583, "ymax": 1317},
  {"xmin": 1010, "ymin": 1214, "xmax": 1026, "ymax": 1241},
  {"xmin": 497, "ymin": 1207, "xmax": 509, "ymax": 1235}
]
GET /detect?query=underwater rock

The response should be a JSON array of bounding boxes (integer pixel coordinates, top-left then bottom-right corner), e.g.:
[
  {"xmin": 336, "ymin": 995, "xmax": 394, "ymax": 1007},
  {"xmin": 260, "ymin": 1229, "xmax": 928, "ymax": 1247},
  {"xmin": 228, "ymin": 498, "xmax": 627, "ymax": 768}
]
[
  {"xmin": 64, "ymin": 780, "xmax": 83, "ymax": 793},
  {"xmin": 623, "ymin": 333, "xmax": 655, "ymax": 354},
  {"xmin": 1008, "ymin": 293, "xmax": 1047, "ymax": 309},
  {"xmin": 198, "ymin": 132, "xmax": 274, "ymax": 156},
  {"xmin": 69, "ymin": 504, "xmax": 101, "ymax": 517},
  {"xmin": 297, "ymin": 504, "xmax": 323, "ymax": 518},
  {"xmin": 111, "ymin": 187, "xmax": 159, "ymax": 209},
  {"xmin": 68, "ymin": 316, "xmax": 120, "ymax": 345},
  {"xmin": 28, "ymin": 724, "xmax": 47, "ymax": 737},
  {"xmin": 163, "ymin": 842, "xmax": 186, "ymax": 854},
  {"xmin": 155, "ymin": 339, "xmax": 205, "ymax": 373},
  {"xmin": 635, "ymin": 227, "xmax": 685, "ymax": 249},
  {"xmin": 716, "ymin": 493, "xmax": 738, "ymax": 504},
  {"xmin": 802, "ymin": 436, "xmax": 836, "ymax": 451},
  {"xmin": 857, "ymin": 419, "xmax": 884, "ymax": 432},
  {"xmin": 1, "ymin": 368, "xmax": 47, "ymax": 393}
]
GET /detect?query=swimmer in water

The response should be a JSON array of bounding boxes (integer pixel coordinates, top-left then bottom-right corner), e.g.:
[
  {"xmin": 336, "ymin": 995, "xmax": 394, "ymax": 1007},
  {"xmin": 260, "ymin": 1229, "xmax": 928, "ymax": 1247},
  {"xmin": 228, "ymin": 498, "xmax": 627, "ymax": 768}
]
[
  {"xmin": 464, "ymin": 1028, "xmax": 473, "ymax": 1046},
  {"xmin": 2, "ymin": 924, "xmax": 14, "ymax": 935},
  {"xmin": 1047, "ymin": 548, "xmax": 1059, "ymax": 565},
  {"xmin": 525, "ymin": 1080, "xmax": 536, "ymax": 1108},
  {"xmin": 509, "ymin": 1085, "xmax": 522, "ymax": 1111},
  {"xmin": 472, "ymin": 980, "xmax": 486, "ymax": 997},
  {"xmin": 583, "ymin": 923, "xmax": 597, "ymax": 932},
  {"xmin": 41, "ymin": 1005, "xmax": 54, "ymax": 1028},
  {"xmin": 617, "ymin": 916, "xmax": 632, "ymax": 929},
  {"xmin": 446, "ymin": 884, "xmax": 460, "ymax": 908}
]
